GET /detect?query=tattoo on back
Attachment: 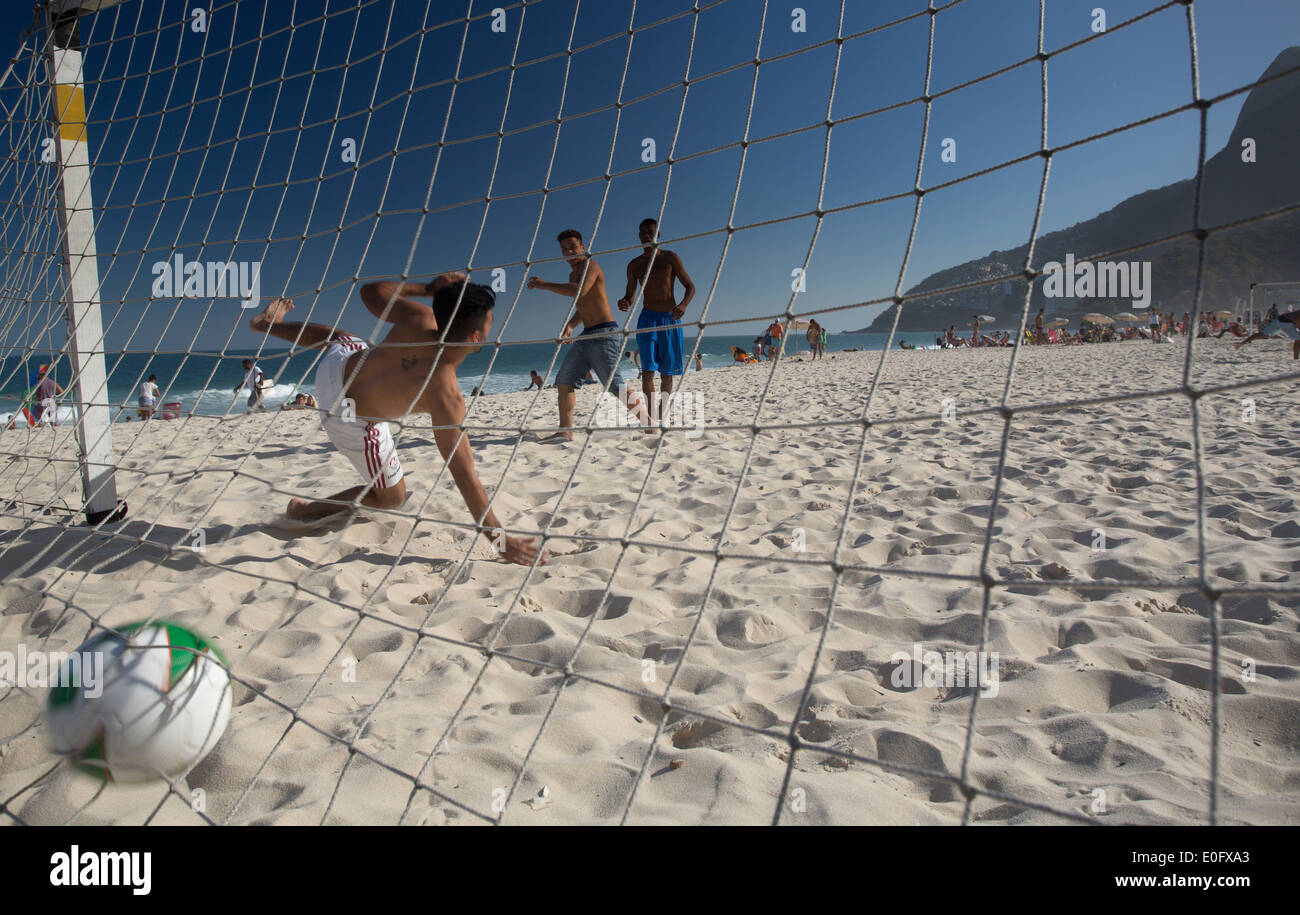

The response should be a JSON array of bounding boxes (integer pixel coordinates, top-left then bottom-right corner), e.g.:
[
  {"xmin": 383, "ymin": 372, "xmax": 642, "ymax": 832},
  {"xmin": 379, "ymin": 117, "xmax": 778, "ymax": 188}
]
[{"xmin": 401, "ymin": 356, "xmax": 418, "ymax": 371}]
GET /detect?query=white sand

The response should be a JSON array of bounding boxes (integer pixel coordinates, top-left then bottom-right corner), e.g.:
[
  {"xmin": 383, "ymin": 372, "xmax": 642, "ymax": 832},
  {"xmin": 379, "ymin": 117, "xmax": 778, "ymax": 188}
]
[{"xmin": 2, "ymin": 336, "xmax": 1297, "ymax": 825}]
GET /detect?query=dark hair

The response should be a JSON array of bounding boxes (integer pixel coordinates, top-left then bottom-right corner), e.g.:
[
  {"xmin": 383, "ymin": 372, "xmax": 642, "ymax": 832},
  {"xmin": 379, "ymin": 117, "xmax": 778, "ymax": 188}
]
[
  {"xmin": 148, "ymin": 374, "xmax": 157, "ymax": 381},
  {"xmin": 242, "ymin": 359, "xmax": 252, "ymax": 367},
  {"xmin": 639, "ymin": 218, "xmax": 657, "ymax": 229},
  {"xmin": 432, "ymin": 281, "xmax": 495, "ymax": 342},
  {"xmin": 556, "ymin": 229, "xmax": 582, "ymax": 245}
]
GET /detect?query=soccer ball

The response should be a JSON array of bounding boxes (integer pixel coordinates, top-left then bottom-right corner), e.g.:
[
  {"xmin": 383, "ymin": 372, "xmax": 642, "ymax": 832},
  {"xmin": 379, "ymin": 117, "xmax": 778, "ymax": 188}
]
[{"xmin": 45, "ymin": 622, "xmax": 232, "ymax": 783}]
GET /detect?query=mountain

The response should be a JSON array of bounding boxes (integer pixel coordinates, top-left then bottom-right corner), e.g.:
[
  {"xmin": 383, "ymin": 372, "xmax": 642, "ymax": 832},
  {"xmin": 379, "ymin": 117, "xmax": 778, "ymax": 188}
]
[{"xmin": 857, "ymin": 47, "xmax": 1300, "ymax": 334}]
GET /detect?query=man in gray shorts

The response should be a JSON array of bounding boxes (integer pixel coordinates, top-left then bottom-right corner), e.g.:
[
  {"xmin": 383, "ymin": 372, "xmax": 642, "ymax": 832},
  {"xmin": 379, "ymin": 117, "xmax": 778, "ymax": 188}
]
[{"xmin": 528, "ymin": 229, "xmax": 648, "ymax": 441}]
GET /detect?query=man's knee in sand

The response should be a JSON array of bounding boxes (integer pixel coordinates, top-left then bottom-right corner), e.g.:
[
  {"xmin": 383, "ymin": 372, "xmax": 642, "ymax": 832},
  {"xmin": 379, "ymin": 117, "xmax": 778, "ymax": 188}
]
[{"xmin": 366, "ymin": 477, "xmax": 406, "ymax": 510}]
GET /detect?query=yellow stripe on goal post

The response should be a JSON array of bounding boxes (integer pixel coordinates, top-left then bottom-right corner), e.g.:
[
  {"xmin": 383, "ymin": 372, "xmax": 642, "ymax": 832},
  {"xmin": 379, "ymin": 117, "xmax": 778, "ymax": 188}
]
[{"xmin": 54, "ymin": 83, "xmax": 87, "ymax": 143}]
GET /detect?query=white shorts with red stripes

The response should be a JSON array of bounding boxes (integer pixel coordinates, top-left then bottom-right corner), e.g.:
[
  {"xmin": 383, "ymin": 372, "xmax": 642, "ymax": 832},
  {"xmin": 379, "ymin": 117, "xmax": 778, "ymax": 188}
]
[{"xmin": 316, "ymin": 334, "xmax": 404, "ymax": 490}]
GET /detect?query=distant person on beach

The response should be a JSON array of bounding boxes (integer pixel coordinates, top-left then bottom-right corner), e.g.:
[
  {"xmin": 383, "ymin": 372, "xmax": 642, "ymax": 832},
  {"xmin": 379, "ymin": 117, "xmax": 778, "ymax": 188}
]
[
  {"xmin": 235, "ymin": 359, "xmax": 266, "ymax": 412},
  {"xmin": 807, "ymin": 319, "xmax": 824, "ymax": 359},
  {"xmin": 753, "ymin": 337, "xmax": 763, "ymax": 360},
  {"xmin": 1235, "ymin": 309, "xmax": 1300, "ymax": 357},
  {"xmin": 1034, "ymin": 309, "xmax": 1044, "ymax": 344},
  {"xmin": 618, "ymin": 218, "xmax": 695, "ymax": 429},
  {"xmin": 971, "ymin": 316, "xmax": 981, "ymax": 347},
  {"xmin": 33, "ymin": 366, "xmax": 62, "ymax": 426},
  {"xmin": 526, "ymin": 370, "xmax": 544, "ymax": 391},
  {"xmin": 763, "ymin": 320, "xmax": 784, "ymax": 359},
  {"xmin": 4, "ymin": 366, "xmax": 43, "ymax": 428},
  {"xmin": 532, "ymin": 228, "xmax": 649, "ymax": 440},
  {"xmin": 1148, "ymin": 308, "xmax": 1161, "ymax": 343},
  {"xmin": 284, "ymin": 393, "xmax": 317, "ymax": 410},
  {"xmin": 247, "ymin": 283, "xmax": 541, "ymax": 565},
  {"xmin": 138, "ymin": 374, "xmax": 160, "ymax": 419},
  {"xmin": 694, "ymin": 353, "xmax": 703, "ymax": 371}
]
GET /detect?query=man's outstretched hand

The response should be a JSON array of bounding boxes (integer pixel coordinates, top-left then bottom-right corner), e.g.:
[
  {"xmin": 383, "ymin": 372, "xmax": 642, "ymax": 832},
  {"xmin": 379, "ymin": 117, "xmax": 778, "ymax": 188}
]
[
  {"xmin": 617, "ymin": 297, "xmax": 632, "ymax": 312},
  {"xmin": 500, "ymin": 534, "xmax": 545, "ymax": 566}
]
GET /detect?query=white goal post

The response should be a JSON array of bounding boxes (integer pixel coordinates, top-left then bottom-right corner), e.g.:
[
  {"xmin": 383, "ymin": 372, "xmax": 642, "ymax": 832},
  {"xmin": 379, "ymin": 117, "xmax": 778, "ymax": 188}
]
[
  {"xmin": 1248, "ymin": 282, "xmax": 1300, "ymax": 328},
  {"xmin": 44, "ymin": 0, "xmax": 130, "ymax": 524}
]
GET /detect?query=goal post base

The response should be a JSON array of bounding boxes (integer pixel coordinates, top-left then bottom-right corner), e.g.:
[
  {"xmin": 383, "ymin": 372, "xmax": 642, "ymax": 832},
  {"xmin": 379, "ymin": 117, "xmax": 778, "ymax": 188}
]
[{"xmin": 84, "ymin": 500, "xmax": 127, "ymax": 526}]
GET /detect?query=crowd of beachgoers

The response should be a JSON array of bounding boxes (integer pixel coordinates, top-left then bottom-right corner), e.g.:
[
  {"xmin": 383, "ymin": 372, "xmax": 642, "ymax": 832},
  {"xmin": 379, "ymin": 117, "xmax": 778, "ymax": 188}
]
[{"xmin": 923, "ymin": 305, "xmax": 1298, "ymax": 351}]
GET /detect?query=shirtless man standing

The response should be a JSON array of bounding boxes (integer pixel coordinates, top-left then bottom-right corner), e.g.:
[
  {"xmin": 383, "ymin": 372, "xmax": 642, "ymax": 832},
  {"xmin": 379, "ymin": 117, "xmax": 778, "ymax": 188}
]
[
  {"xmin": 528, "ymin": 229, "xmax": 648, "ymax": 441},
  {"xmin": 247, "ymin": 277, "xmax": 540, "ymax": 565},
  {"xmin": 618, "ymin": 218, "xmax": 695, "ymax": 428}
]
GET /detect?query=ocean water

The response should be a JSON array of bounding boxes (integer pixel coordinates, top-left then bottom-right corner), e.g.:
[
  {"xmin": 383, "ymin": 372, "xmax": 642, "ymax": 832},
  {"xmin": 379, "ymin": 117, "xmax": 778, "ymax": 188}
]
[{"xmin": 0, "ymin": 332, "xmax": 910, "ymax": 423}]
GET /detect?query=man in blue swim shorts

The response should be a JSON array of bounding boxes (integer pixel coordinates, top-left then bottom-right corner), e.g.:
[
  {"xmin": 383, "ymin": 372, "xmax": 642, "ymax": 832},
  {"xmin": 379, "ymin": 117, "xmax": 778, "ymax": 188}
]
[
  {"xmin": 617, "ymin": 218, "xmax": 696, "ymax": 430},
  {"xmin": 529, "ymin": 229, "xmax": 649, "ymax": 441}
]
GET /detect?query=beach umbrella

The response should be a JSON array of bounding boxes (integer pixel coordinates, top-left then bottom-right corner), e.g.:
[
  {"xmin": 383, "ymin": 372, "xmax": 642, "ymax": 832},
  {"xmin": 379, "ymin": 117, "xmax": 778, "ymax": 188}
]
[
  {"xmin": 1045, "ymin": 318, "xmax": 1069, "ymax": 328},
  {"xmin": 1213, "ymin": 310, "xmax": 1235, "ymax": 320},
  {"xmin": 977, "ymin": 315, "xmax": 996, "ymax": 322},
  {"xmin": 783, "ymin": 318, "xmax": 815, "ymax": 350},
  {"xmin": 1082, "ymin": 313, "xmax": 1114, "ymax": 324},
  {"xmin": 1113, "ymin": 312, "xmax": 1141, "ymax": 322}
]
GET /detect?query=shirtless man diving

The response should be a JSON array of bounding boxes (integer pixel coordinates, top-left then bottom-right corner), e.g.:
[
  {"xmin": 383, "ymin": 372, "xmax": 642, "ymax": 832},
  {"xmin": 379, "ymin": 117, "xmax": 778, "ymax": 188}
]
[
  {"xmin": 1234, "ymin": 306, "xmax": 1300, "ymax": 358},
  {"xmin": 618, "ymin": 218, "xmax": 696, "ymax": 429},
  {"xmin": 528, "ymin": 229, "xmax": 648, "ymax": 441},
  {"xmin": 248, "ymin": 276, "xmax": 541, "ymax": 565}
]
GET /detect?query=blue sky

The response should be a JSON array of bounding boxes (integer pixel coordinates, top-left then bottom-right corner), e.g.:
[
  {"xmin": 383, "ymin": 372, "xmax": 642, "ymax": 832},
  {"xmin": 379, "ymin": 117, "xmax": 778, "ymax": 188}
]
[{"xmin": 2, "ymin": 0, "xmax": 1297, "ymax": 352}]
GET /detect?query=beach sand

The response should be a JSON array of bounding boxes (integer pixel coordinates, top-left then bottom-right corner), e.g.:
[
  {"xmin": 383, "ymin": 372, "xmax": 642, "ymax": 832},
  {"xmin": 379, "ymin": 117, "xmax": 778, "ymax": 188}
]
[{"xmin": 1, "ymin": 336, "xmax": 1297, "ymax": 825}]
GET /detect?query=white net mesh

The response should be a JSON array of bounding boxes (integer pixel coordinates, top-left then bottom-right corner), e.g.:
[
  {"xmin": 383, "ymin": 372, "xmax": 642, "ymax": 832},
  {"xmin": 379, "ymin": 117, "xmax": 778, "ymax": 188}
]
[{"xmin": 1, "ymin": 0, "xmax": 1299, "ymax": 825}]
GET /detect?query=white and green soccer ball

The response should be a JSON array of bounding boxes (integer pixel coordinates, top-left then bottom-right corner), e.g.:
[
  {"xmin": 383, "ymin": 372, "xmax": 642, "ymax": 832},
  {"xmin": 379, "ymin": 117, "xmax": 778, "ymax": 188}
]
[{"xmin": 45, "ymin": 622, "xmax": 232, "ymax": 783}]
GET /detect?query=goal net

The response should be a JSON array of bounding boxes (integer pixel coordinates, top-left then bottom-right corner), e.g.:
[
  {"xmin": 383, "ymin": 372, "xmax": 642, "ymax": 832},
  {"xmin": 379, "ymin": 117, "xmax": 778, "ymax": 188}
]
[
  {"xmin": 2, "ymin": 0, "xmax": 1299, "ymax": 826},
  {"xmin": 1248, "ymin": 281, "xmax": 1300, "ymax": 324}
]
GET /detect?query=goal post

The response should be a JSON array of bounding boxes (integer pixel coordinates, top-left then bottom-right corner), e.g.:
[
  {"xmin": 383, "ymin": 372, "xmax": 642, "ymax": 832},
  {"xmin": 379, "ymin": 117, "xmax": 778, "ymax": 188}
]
[
  {"xmin": 44, "ymin": 0, "xmax": 125, "ymax": 525},
  {"xmin": 1247, "ymin": 281, "xmax": 1300, "ymax": 329}
]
